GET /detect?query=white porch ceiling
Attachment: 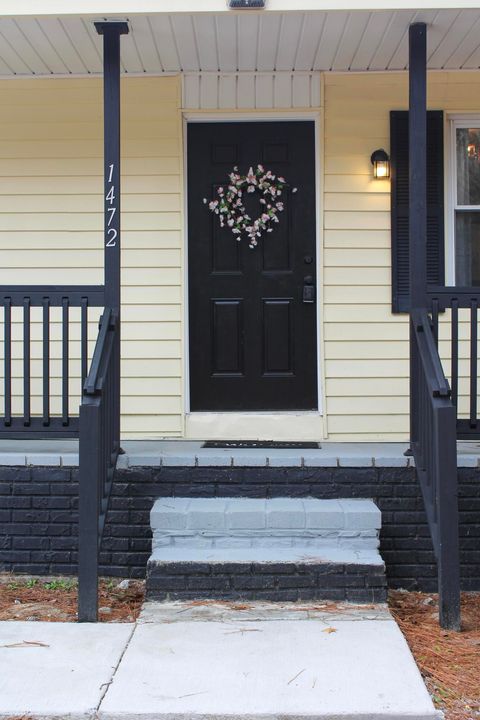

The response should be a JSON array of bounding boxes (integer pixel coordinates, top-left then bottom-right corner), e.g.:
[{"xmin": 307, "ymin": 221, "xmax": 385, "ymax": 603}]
[{"xmin": 1, "ymin": 9, "xmax": 480, "ymax": 77}]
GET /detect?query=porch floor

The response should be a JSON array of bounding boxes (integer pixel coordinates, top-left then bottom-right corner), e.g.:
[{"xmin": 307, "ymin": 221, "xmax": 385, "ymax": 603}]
[
  {"xmin": 0, "ymin": 602, "xmax": 440, "ymax": 720},
  {"xmin": 1, "ymin": 439, "xmax": 479, "ymax": 468}
]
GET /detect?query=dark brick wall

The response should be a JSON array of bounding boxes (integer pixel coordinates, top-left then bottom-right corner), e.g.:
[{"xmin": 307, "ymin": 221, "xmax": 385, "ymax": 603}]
[{"xmin": 1, "ymin": 465, "xmax": 479, "ymax": 592}]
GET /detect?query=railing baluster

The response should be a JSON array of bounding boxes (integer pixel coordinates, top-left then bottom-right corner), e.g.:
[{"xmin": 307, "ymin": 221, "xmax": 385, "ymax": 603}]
[
  {"xmin": 470, "ymin": 299, "xmax": 477, "ymax": 427},
  {"xmin": 23, "ymin": 297, "xmax": 31, "ymax": 426},
  {"xmin": 431, "ymin": 299, "xmax": 439, "ymax": 346},
  {"xmin": 81, "ymin": 299, "xmax": 88, "ymax": 389},
  {"xmin": 4, "ymin": 298, "xmax": 11, "ymax": 426},
  {"xmin": 62, "ymin": 298, "xmax": 69, "ymax": 426},
  {"xmin": 42, "ymin": 298, "xmax": 50, "ymax": 426},
  {"xmin": 451, "ymin": 300, "xmax": 458, "ymax": 409}
]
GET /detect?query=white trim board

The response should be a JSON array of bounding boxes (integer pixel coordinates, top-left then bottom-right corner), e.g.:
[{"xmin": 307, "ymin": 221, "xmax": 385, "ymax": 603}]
[
  {"xmin": 182, "ymin": 110, "xmax": 324, "ymax": 440},
  {"xmin": 182, "ymin": 73, "xmax": 322, "ymax": 111},
  {"xmin": 446, "ymin": 113, "xmax": 480, "ymax": 286}
]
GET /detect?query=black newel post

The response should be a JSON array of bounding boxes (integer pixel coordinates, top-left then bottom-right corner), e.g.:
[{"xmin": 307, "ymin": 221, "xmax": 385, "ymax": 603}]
[{"xmin": 78, "ymin": 21, "xmax": 128, "ymax": 622}]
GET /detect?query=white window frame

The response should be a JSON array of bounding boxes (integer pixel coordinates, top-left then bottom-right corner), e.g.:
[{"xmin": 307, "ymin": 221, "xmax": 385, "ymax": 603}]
[{"xmin": 447, "ymin": 114, "xmax": 480, "ymax": 286}]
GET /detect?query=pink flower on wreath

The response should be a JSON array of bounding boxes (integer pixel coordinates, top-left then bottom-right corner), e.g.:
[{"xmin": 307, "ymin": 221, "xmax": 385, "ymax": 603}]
[{"xmin": 205, "ymin": 164, "xmax": 294, "ymax": 248}]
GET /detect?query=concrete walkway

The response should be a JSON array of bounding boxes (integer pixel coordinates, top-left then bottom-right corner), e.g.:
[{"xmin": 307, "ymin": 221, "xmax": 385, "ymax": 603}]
[{"xmin": 0, "ymin": 601, "xmax": 441, "ymax": 720}]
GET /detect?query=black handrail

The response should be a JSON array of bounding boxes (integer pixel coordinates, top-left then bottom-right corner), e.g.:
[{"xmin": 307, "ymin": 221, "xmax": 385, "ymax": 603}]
[
  {"xmin": 78, "ymin": 308, "xmax": 120, "ymax": 622},
  {"xmin": 84, "ymin": 308, "xmax": 114, "ymax": 394},
  {"xmin": 412, "ymin": 309, "xmax": 451, "ymax": 398},
  {"xmin": 410, "ymin": 308, "xmax": 460, "ymax": 629}
]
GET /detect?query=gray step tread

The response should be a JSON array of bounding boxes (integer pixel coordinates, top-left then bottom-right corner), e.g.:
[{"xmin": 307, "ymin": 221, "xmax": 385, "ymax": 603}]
[{"xmin": 149, "ymin": 545, "xmax": 384, "ymax": 565}]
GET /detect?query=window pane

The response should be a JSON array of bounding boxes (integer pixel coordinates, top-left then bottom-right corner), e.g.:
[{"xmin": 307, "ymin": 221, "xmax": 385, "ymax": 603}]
[
  {"xmin": 456, "ymin": 128, "xmax": 480, "ymax": 205},
  {"xmin": 455, "ymin": 211, "xmax": 480, "ymax": 285}
]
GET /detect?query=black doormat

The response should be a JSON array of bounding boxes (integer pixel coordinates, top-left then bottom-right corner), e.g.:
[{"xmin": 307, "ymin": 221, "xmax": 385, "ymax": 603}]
[{"xmin": 202, "ymin": 441, "xmax": 321, "ymax": 449}]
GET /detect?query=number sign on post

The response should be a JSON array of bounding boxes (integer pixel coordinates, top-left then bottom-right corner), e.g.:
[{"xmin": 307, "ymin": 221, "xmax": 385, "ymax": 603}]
[{"xmin": 106, "ymin": 164, "xmax": 117, "ymax": 247}]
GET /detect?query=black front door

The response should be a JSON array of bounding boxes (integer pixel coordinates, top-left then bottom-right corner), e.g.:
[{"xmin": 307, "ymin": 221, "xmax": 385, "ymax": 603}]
[{"xmin": 188, "ymin": 121, "xmax": 317, "ymax": 411}]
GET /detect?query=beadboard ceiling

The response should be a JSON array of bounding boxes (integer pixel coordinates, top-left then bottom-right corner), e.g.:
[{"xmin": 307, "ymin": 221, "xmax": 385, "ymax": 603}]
[{"xmin": 1, "ymin": 9, "xmax": 480, "ymax": 77}]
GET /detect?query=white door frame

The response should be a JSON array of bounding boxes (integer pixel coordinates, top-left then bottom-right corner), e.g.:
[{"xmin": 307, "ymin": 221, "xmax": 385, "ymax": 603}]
[{"xmin": 182, "ymin": 110, "xmax": 325, "ymax": 441}]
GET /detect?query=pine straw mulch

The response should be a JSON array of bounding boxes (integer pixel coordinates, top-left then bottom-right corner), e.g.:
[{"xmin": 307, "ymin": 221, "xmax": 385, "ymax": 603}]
[
  {"xmin": 0, "ymin": 575, "xmax": 145, "ymax": 622},
  {"xmin": 389, "ymin": 590, "xmax": 480, "ymax": 720}
]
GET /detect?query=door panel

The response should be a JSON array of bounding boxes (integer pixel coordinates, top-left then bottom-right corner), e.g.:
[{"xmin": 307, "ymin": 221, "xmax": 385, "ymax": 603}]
[{"xmin": 188, "ymin": 121, "xmax": 317, "ymax": 411}]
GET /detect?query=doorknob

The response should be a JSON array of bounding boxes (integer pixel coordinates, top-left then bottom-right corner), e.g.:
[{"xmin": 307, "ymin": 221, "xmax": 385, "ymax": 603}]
[{"xmin": 303, "ymin": 275, "xmax": 315, "ymax": 304}]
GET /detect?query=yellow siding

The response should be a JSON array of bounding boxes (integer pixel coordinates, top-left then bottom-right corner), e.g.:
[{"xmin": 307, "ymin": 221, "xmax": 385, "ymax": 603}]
[
  {"xmin": 3, "ymin": 70, "xmax": 480, "ymax": 442},
  {"xmin": 0, "ymin": 75, "xmax": 184, "ymax": 438},
  {"xmin": 323, "ymin": 70, "xmax": 480, "ymax": 441}
]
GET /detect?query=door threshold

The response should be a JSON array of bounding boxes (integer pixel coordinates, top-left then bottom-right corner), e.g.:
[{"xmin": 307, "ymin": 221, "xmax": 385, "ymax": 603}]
[{"xmin": 185, "ymin": 412, "xmax": 324, "ymax": 442}]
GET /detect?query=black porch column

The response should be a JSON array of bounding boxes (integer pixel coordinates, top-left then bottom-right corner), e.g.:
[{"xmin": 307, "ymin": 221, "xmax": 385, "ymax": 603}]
[
  {"xmin": 95, "ymin": 21, "xmax": 128, "ymax": 456},
  {"xmin": 78, "ymin": 21, "xmax": 127, "ymax": 623},
  {"xmin": 408, "ymin": 22, "xmax": 427, "ymax": 311},
  {"xmin": 95, "ymin": 21, "xmax": 129, "ymax": 311},
  {"xmin": 408, "ymin": 23, "xmax": 461, "ymax": 630},
  {"xmin": 408, "ymin": 23, "xmax": 428, "ymax": 460}
]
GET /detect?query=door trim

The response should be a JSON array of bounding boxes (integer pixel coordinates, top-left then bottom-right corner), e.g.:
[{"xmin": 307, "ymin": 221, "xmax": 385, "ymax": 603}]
[{"xmin": 182, "ymin": 110, "xmax": 325, "ymax": 437}]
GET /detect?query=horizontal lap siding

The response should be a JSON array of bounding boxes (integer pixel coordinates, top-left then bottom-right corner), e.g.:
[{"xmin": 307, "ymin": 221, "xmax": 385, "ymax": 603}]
[
  {"xmin": 323, "ymin": 71, "xmax": 480, "ymax": 441},
  {"xmin": 0, "ymin": 76, "xmax": 183, "ymax": 438}
]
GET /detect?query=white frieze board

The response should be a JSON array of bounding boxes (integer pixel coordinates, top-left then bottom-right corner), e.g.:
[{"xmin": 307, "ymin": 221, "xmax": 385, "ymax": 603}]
[{"xmin": 182, "ymin": 72, "xmax": 321, "ymax": 110}]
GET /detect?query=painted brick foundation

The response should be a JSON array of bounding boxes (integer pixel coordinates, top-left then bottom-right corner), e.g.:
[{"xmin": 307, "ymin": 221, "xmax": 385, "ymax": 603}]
[
  {"xmin": 146, "ymin": 561, "xmax": 388, "ymax": 603},
  {"xmin": 1, "ymin": 465, "xmax": 479, "ymax": 592}
]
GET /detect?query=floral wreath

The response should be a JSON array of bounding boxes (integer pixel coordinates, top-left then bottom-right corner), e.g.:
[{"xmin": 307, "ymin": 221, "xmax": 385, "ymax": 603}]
[{"xmin": 204, "ymin": 164, "xmax": 297, "ymax": 248}]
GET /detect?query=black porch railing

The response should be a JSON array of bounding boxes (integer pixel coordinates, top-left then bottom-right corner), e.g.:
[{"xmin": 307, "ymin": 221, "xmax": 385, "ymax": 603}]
[
  {"xmin": 1, "ymin": 286, "xmax": 104, "ymax": 437},
  {"xmin": 78, "ymin": 308, "xmax": 120, "ymax": 621},
  {"xmin": 0, "ymin": 21, "xmax": 128, "ymax": 621},
  {"xmin": 429, "ymin": 286, "xmax": 480, "ymax": 439},
  {"xmin": 0, "ymin": 290, "xmax": 120, "ymax": 620},
  {"xmin": 410, "ymin": 307, "xmax": 460, "ymax": 629}
]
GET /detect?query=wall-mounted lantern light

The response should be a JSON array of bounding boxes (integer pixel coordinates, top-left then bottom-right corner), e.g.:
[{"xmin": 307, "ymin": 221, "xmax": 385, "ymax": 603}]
[
  {"xmin": 228, "ymin": 0, "xmax": 266, "ymax": 7},
  {"xmin": 370, "ymin": 149, "xmax": 390, "ymax": 179}
]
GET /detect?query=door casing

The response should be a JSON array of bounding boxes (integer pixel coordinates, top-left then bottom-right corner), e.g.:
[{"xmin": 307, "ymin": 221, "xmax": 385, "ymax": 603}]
[{"xmin": 182, "ymin": 110, "xmax": 324, "ymax": 439}]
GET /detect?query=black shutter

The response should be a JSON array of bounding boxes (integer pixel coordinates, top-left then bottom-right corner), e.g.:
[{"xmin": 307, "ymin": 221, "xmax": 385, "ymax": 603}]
[{"xmin": 390, "ymin": 110, "xmax": 445, "ymax": 313}]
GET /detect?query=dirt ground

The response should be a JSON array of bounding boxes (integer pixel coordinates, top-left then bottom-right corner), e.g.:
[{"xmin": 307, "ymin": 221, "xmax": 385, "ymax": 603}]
[
  {"xmin": 0, "ymin": 574, "xmax": 144, "ymax": 622},
  {"xmin": 0, "ymin": 575, "xmax": 478, "ymax": 719}
]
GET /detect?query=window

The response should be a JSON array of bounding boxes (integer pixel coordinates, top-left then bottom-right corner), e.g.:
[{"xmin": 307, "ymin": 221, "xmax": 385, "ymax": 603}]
[{"xmin": 452, "ymin": 119, "xmax": 480, "ymax": 286}]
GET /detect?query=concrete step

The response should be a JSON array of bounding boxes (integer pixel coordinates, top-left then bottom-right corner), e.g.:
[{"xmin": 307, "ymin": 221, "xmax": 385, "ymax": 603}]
[
  {"xmin": 147, "ymin": 497, "xmax": 386, "ymax": 603},
  {"xmin": 150, "ymin": 497, "xmax": 381, "ymax": 551}
]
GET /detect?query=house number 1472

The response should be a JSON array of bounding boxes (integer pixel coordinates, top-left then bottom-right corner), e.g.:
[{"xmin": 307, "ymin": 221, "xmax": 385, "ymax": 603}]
[{"xmin": 106, "ymin": 163, "xmax": 117, "ymax": 247}]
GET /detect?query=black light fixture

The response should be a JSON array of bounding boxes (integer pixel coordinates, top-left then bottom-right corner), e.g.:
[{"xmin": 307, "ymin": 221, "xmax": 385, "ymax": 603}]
[
  {"xmin": 370, "ymin": 148, "xmax": 390, "ymax": 179},
  {"xmin": 228, "ymin": 0, "xmax": 266, "ymax": 7}
]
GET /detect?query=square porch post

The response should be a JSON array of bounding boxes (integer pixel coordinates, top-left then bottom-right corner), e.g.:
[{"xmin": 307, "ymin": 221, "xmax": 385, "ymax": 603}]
[
  {"xmin": 408, "ymin": 22, "xmax": 427, "ymax": 312},
  {"xmin": 408, "ymin": 23, "xmax": 427, "ymax": 466},
  {"xmin": 78, "ymin": 20, "xmax": 128, "ymax": 623},
  {"xmin": 408, "ymin": 23, "xmax": 461, "ymax": 630}
]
